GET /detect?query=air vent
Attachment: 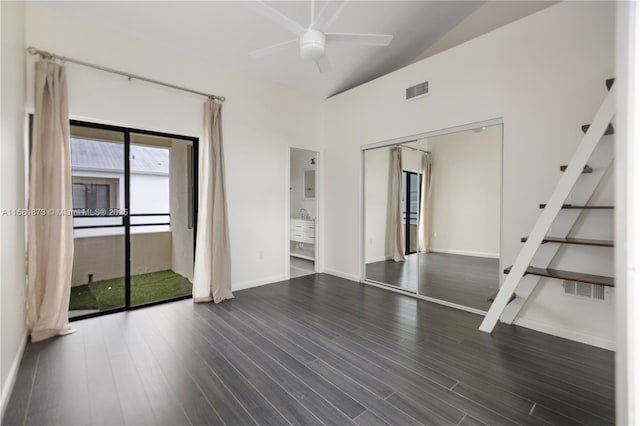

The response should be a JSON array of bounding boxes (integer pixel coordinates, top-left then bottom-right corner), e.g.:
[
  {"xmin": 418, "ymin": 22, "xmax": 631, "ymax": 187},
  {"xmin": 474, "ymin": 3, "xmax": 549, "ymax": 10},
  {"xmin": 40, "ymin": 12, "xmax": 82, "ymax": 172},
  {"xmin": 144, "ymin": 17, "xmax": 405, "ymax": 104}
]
[
  {"xmin": 405, "ymin": 81, "xmax": 429, "ymax": 101},
  {"xmin": 563, "ymin": 280, "xmax": 610, "ymax": 302}
]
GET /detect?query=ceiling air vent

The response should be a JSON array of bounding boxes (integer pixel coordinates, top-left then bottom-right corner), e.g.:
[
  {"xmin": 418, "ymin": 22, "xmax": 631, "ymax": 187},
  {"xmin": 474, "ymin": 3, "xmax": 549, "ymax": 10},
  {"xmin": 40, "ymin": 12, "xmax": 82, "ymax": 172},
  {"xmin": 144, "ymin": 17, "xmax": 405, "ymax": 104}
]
[
  {"xmin": 405, "ymin": 81, "xmax": 429, "ymax": 101},
  {"xmin": 563, "ymin": 280, "xmax": 610, "ymax": 303}
]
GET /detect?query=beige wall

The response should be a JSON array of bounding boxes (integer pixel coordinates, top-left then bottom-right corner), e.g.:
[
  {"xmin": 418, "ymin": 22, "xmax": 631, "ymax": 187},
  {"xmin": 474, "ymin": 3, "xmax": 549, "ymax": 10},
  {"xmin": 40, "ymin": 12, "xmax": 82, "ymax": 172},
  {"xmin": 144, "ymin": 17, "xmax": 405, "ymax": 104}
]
[
  {"xmin": 170, "ymin": 139, "xmax": 194, "ymax": 280},
  {"xmin": 364, "ymin": 146, "xmax": 391, "ymax": 262},
  {"xmin": 72, "ymin": 232, "xmax": 172, "ymax": 286},
  {"xmin": 324, "ymin": 1, "xmax": 615, "ymax": 348},
  {"xmin": 423, "ymin": 125, "xmax": 501, "ymax": 257},
  {"xmin": 25, "ymin": 3, "xmax": 324, "ymax": 291},
  {"xmin": 0, "ymin": 0, "xmax": 27, "ymax": 417}
]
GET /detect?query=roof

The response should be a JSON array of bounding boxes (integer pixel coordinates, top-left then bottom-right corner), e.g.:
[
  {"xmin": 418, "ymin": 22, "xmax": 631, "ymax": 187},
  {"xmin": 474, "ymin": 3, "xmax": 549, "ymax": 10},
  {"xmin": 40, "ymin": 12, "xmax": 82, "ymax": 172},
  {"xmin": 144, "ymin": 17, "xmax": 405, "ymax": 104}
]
[{"xmin": 71, "ymin": 138, "xmax": 169, "ymax": 174}]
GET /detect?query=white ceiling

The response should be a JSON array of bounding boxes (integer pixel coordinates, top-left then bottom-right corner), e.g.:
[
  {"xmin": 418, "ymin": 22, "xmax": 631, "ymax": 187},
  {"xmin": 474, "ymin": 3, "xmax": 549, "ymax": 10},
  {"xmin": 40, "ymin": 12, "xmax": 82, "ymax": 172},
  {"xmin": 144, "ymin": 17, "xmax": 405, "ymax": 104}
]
[{"xmin": 31, "ymin": 1, "xmax": 553, "ymax": 99}]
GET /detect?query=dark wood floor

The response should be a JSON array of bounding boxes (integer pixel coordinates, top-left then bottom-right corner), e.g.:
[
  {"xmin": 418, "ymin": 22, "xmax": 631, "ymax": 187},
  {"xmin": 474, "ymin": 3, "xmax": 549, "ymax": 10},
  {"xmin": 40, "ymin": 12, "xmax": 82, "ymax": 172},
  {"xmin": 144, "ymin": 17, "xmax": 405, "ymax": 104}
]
[
  {"xmin": 4, "ymin": 274, "xmax": 614, "ymax": 425},
  {"xmin": 366, "ymin": 253, "xmax": 499, "ymax": 310}
]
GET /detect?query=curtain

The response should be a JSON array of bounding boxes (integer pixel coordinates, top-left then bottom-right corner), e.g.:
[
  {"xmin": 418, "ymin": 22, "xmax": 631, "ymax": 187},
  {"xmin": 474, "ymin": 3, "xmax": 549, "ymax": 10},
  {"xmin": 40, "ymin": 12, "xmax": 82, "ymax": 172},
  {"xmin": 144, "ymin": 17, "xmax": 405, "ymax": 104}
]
[
  {"xmin": 193, "ymin": 99, "xmax": 234, "ymax": 303},
  {"xmin": 418, "ymin": 152, "xmax": 433, "ymax": 253},
  {"xmin": 385, "ymin": 147, "xmax": 405, "ymax": 262},
  {"xmin": 26, "ymin": 60, "xmax": 76, "ymax": 342}
]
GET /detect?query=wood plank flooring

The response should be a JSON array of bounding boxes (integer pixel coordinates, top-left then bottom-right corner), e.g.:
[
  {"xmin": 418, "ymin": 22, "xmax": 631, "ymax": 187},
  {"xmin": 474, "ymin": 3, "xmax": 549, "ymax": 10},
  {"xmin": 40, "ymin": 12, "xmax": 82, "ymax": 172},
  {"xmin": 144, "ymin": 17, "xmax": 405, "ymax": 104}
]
[
  {"xmin": 366, "ymin": 253, "xmax": 499, "ymax": 310},
  {"xmin": 3, "ymin": 273, "xmax": 614, "ymax": 425}
]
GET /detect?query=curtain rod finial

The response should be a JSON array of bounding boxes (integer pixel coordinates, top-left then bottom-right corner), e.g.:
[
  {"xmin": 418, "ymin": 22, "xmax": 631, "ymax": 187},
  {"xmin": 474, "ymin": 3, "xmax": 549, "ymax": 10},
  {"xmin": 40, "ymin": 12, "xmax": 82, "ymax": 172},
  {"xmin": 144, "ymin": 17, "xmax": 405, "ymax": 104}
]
[{"xmin": 27, "ymin": 46, "xmax": 38, "ymax": 55}]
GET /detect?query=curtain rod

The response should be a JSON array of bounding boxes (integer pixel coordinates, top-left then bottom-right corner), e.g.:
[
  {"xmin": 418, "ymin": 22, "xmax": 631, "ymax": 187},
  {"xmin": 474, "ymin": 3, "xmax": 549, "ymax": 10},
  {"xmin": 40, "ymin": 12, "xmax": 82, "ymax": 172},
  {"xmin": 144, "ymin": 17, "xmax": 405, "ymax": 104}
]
[
  {"xmin": 27, "ymin": 46, "xmax": 226, "ymax": 102},
  {"xmin": 399, "ymin": 145, "xmax": 431, "ymax": 153}
]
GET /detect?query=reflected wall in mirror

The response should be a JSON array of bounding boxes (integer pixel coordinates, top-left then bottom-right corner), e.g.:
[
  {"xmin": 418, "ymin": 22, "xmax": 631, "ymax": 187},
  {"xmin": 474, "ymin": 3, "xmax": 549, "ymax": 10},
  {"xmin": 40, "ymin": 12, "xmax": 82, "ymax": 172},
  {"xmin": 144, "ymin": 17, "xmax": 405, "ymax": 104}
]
[
  {"xmin": 304, "ymin": 168, "xmax": 316, "ymax": 199},
  {"xmin": 363, "ymin": 123, "xmax": 502, "ymax": 311},
  {"xmin": 364, "ymin": 142, "xmax": 423, "ymax": 293}
]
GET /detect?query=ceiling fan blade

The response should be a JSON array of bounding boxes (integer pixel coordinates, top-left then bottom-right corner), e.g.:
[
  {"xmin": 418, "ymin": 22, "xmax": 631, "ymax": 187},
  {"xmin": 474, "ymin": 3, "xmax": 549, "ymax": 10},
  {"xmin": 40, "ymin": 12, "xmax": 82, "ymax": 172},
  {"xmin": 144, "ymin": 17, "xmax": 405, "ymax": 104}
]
[
  {"xmin": 311, "ymin": 0, "xmax": 348, "ymax": 31},
  {"xmin": 249, "ymin": 39, "xmax": 298, "ymax": 58},
  {"xmin": 249, "ymin": 1, "xmax": 305, "ymax": 35},
  {"xmin": 326, "ymin": 33, "xmax": 393, "ymax": 46},
  {"xmin": 315, "ymin": 56, "xmax": 331, "ymax": 73}
]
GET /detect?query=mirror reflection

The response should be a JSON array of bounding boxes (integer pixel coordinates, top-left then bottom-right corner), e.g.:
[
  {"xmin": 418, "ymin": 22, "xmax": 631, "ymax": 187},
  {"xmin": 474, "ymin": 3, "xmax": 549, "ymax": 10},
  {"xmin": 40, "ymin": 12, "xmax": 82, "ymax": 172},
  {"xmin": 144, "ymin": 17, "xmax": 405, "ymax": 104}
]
[{"xmin": 364, "ymin": 124, "xmax": 502, "ymax": 311}]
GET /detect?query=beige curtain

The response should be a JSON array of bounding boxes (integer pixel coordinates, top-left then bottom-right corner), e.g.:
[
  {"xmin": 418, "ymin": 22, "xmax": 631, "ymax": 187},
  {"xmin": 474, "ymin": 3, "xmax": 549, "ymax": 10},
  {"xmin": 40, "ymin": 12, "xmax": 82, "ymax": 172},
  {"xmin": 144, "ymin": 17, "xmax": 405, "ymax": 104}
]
[
  {"xmin": 193, "ymin": 99, "xmax": 234, "ymax": 303},
  {"xmin": 385, "ymin": 147, "xmax": 405, "ymax": 262},
  {"xmin": 418, "ymin": 152, "xmax": 433, "ymax": 253},
  {"xmin": 26, "ymin": 60, "xmax": 75, "ymax": 342}
]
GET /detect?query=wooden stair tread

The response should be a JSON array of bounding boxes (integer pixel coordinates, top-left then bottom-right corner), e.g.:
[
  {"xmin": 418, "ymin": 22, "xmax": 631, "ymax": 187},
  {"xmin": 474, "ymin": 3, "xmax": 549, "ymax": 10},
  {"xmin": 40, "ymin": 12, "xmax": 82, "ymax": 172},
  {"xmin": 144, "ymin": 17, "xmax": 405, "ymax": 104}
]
[
  {"xmin": 560, "ymin": 164, "xmax": 593, "ymax": 173},
  {"xmin": 539, "ymin": 203, "xmax": 614, "ymax": 209},
  {"xmin": 606, "ymin": 78, "xmax": 615, "ymax": 91},
  {"xmin": 504, "ymin": 266, "xmax": 614, "ymax": 287},
  {"xmin": 520, "ymin": 236, "xmax": 614, "ymax": 247},
  {"xmin": 487, "ymin": 290, "xmax": 516, "ymax": 303},
  {"xmin": 581, "ymin": 123, "xmax": 614, "ymax": 135}
]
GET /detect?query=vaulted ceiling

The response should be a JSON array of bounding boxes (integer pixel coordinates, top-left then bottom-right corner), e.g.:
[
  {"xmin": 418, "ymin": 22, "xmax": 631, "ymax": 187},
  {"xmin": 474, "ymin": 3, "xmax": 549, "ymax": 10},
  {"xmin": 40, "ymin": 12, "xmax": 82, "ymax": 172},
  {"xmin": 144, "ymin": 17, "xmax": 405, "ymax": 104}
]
[{"xmin": 31, "ymin": 1, "xmax": 554, "ymax": 98}]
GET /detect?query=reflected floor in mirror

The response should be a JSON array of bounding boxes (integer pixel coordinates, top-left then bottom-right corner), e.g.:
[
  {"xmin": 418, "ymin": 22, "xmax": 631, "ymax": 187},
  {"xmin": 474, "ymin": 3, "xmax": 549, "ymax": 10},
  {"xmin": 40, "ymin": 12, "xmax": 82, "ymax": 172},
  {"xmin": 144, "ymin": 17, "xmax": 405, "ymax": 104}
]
[
  {"xmin": 290, "ymin": 256, "xmax": 315, "ymax": 278},
  {"xmin": 366, "ymin": 252, "xmax": 499, "ymax": 311}
]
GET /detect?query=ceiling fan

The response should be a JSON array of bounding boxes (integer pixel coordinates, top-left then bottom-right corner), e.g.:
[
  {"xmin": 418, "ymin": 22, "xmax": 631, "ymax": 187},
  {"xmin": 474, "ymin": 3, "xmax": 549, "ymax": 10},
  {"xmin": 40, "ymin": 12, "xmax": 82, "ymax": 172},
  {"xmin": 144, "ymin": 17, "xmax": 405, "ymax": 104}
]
[{"xmin": 249, "ymin": 1, "xmax": 393, "ymax": 73}]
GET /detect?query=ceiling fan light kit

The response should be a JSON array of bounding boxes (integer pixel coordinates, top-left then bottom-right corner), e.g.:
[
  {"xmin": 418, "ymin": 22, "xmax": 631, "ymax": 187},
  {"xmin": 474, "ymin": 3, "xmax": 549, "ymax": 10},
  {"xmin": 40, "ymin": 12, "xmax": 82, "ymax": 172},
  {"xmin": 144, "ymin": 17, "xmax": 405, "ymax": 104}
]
[
  {"xmin": 300, "ymin": 30, "xmax": 326, "ymax": 61},
  {"xmin": 250, "ymin": 1, "xmax": 393, "ymax": 73}
]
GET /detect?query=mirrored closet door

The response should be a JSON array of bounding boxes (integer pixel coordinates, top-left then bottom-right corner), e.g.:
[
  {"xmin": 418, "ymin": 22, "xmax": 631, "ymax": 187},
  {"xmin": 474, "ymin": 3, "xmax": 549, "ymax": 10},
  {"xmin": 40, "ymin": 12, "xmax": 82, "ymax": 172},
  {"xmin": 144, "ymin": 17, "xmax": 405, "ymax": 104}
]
[{"xmin": 363, "ymin": 124, "xmax": 502, "ymax": 312}]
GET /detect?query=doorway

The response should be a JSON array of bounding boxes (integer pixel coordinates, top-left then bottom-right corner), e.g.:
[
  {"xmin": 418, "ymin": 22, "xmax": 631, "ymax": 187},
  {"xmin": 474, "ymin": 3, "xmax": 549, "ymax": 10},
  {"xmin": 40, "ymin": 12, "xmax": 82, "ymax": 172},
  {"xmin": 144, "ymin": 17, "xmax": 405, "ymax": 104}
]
[
  {"xmin": 67, "ymin": 120, "xmax": 198, "ymax": 319},
  {"xmin": 289, "ymin": 148, "xmax": 318, "ymax": 278}
]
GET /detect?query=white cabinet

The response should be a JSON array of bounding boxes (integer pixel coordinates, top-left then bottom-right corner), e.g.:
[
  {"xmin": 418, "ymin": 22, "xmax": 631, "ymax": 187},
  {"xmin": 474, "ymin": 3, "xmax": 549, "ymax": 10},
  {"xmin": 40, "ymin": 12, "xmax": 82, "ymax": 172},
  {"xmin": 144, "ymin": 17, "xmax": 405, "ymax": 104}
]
[{"xmin": 290, "ymin": 219, "xmax": 315, "ymax": 260}]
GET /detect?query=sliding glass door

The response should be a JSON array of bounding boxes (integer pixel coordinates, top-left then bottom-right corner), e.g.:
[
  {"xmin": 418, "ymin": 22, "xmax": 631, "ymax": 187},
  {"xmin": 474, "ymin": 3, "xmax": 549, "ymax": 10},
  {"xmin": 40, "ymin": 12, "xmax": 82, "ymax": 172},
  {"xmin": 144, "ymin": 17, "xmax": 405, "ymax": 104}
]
[
  {"xmin": 68, "ymin": 121, "xmax": 197, "ymax": 319},
  {"xmin": 69, "ymin": 127, "xmax": 126, "ymax": 316}
]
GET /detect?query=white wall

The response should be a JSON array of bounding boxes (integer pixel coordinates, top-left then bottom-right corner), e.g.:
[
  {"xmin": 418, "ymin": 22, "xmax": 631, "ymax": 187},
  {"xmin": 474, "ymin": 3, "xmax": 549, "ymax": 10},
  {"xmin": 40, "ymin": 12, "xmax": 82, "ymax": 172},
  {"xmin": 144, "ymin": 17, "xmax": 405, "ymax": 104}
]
[
  {"xmin": 0, "ymin": 0, "xmax": 27, "ymax": 417},
  {"xmin": 424, "ymin": 125, "xmax": 501, "ymax": 257},
  {"xmin": 170, "ymin": 139, "xmax": 194, "ymax": 280},
  {"xmin": 614, "ymin": 1, "xmax": 638, "ymax": 422},
  {"xmin": 290, "ymin": 148, "xmax": 317, "ymax": 219},
  {"xmin": 324, "ymin": 1, "xmax": 615, "ymax": 348},
  {"xmin": 129, "ymin": 172, "xmax": 169, "ymax": 214},
  {"xmin": 71, "ymin": 232, "xmax": 172, "ymax": 286},
  {"xmin": 25, "ymin": 4, "xmax": 324, "ymax": 290}
]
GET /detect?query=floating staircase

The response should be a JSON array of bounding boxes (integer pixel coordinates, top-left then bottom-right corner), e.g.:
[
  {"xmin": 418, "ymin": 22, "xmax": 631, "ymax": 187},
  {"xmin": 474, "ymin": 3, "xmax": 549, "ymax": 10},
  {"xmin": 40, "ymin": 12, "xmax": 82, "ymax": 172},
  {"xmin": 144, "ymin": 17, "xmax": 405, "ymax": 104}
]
[{"xmin": 480, "ymin": 79, "xmax": 615, "ymax": 333}]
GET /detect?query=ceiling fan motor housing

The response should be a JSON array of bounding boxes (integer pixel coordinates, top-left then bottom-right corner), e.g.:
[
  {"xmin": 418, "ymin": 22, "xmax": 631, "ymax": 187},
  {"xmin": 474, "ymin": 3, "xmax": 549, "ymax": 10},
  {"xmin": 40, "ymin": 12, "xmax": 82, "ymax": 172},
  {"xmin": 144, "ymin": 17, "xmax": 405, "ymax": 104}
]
[{"xmin": 300, "ymin": 29, "xmax": 326, "ymax": 61}]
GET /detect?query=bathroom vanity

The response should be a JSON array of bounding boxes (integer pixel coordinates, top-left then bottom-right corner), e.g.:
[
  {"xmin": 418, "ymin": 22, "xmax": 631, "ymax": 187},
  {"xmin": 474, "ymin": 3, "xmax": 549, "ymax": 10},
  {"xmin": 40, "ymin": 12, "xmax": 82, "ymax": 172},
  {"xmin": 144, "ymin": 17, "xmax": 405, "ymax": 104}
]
[{"xmin": 290, "ymin": 218, "xmax": 315, "ymax": 261}]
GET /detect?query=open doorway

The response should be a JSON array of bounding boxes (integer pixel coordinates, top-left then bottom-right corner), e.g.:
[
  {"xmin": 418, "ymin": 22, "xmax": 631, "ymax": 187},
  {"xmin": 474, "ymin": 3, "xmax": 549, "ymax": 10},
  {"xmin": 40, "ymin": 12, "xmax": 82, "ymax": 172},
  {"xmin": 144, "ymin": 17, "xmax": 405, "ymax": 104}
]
[{"xmin": 289, "ymin": 148, "xmax": 318, "ymax": 278}]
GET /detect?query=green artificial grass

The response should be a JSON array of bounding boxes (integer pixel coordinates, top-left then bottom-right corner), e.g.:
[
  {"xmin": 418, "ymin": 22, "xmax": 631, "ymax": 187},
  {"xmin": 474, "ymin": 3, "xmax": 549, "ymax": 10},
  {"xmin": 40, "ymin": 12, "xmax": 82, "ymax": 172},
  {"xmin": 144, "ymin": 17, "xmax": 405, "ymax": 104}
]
[{"xmin": 69, "ymin": 270, "xmax": 192, "ymax": 311}]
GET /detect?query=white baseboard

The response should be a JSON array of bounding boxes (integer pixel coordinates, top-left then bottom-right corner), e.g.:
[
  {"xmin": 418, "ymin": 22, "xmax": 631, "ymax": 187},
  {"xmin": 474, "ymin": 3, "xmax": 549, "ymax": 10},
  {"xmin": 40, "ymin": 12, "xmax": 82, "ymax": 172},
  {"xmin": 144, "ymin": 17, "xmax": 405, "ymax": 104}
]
[
  {"xmin": 513, "ymin": 317, "xmax": 615, "ymax": 351},
  {"xmin": 429, "ymin": 248, "xmax": 500, "ymax": 259},
  {"xmin": 232, "ymin": 274, "xmax": 289, "ymax": 292},
  {"xmin": 365, "ymin": 255, "xmax": 389, "ymax": 263},
  {"xmin": 1, "ymin": 331, "xmax": 28, "ymax": 421},
  {"xmin": 323, "ymin": 268, "xmax": 360, "ymax": 282}
]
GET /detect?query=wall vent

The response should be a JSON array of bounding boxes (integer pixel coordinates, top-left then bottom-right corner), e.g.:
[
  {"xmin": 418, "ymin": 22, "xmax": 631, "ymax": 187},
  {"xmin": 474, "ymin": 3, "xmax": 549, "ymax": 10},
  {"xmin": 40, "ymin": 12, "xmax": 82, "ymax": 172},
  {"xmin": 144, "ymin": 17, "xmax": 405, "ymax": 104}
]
[
  {"xmin": 562, "ymin": 280, "xmax": 610, "ymax": 303},
  {"xmin": 405, "ymin": 81, "xmax": 429, "ymax": 101}
]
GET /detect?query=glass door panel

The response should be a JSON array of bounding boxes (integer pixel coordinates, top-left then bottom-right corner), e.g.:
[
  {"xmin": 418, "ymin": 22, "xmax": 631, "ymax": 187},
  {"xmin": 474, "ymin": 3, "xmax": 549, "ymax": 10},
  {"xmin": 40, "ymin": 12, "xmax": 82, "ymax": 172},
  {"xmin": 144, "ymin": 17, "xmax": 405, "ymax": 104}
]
[
  {"xmin": 129, "ymin": 134, "xmax": 194, "ymax": 306},
  {"xmin": 69, "ymin": 125, "xmax": 126, "ymax": 318},
  {"xmin": 417, "ymin": 125, "xmax": 502, "ymax": 311},
  {"xmin": 364, "ymin": 145, "xmax": 418, "ymax": 293}
]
